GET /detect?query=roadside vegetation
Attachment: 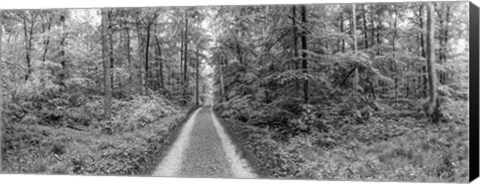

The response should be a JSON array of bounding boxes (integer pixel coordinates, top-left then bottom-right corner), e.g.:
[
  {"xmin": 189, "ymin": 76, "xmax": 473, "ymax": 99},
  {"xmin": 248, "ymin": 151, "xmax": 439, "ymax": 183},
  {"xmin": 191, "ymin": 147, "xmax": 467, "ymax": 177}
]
[
  {"xmin": 2, "ymin": 85, "xmax": 189, "ymax": 174},
  {"xmin": 212, "ymin": 2, "xmax": 469, "ymax": 182}
]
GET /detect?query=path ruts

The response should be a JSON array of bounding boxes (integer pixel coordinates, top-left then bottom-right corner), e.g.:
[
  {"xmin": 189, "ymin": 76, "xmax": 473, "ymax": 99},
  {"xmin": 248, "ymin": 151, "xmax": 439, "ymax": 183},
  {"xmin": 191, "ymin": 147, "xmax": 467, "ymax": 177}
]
[{"xmin": 153, "ymin": 107, "xmax": 255, "ymax": 178}]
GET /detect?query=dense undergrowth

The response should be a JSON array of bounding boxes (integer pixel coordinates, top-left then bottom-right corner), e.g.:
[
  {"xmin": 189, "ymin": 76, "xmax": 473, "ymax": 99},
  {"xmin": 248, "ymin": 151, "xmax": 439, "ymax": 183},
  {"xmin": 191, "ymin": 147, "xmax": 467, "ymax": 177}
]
[
  {"xmin": 2, "ymin": 86, "xmax": 188, "ymax": 175},
  {"xmin": 215, "ymin": 90, "xmax": 469, "ymax": 182}
]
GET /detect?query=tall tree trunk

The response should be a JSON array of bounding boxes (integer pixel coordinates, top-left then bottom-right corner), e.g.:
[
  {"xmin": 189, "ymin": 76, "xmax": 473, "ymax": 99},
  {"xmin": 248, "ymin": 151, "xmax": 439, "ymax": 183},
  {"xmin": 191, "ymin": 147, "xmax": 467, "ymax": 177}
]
[
  {"xmin": 437, "ymin": 5, "xmax": 445, "ymax": 85},
  {"xmin": 179, "ymin": 29, "xmax": 184, "ymax": 90},
  {"xmin": 145, "ymin": 24, "xmax": 151, "ymax": 91},
  {"xmin": 154, "ymin": 36, "xmax": 164, "ymax": 90},
  {"xmin": 234, "ymin": 33, "xmax": 243, "ymax": 64},
  {"xmin": 109, "ymin": 18, "xmax": 114, "ymax": 92},
  {"xmin": 340, "ymin": 12, "xmax": 345, "ymax": 53},
  {"xmin": 418, "ymin": 4, "xmax": 428, "ymax": 97},
  {"xmin": 444, "ymin": 6, "xmax": 451, "ymax": 84},
  {"xmin": 376, "ymin": 13, "xmax": 382, "ymax": 56},
  {"xmin": 102, "ymin": 9, "xmax": 112, "ymax": 120},
  {"xmin": 300, "ymin": 5, "xmax": 309, "ymax": 104},
  {"xmin": 42, "ymin": 17, "xmax": 52, "ymax": 62},
  {"xmin": 59, "ymin": 15, "xmax": 67, "ymax": 87},
  {"xmin": 136, "ymin": 22, "xmax": 145, "ymax": 95},
  {"xmin": 352, "ymin": 4, "xmax": 359, "ymax": 90},
  {"xmin": 392, "ymin": 5, "xmax": 398, "ymax": 104},
  {"xmin": 426, "ymin": 3, "xmax": 438, "ymax": 122},
  {"xmin": 370, "ymin": 5, "xmax": 375, "ymax": 49},
  {"xmin": 292, "ymin": 5, "xmax": 301, "ymax": 96},
  {"xmin": 196, "ymin": 47, "xmax": 200, "ymax": 106},
  {"xmin": 126, "ymin": 26, "xmax": 132, "ymax": 91},
  {"xmin": 183, "ymin": 14, "xmax": 189, "ymax": 105},
  {"xmin": 292, "ymin": 6, "xmax": 299, "ymax": 68},
  {"xmin": 22, "ymin": 17, "xmax": 32, "ymax": 81},
  {"xmin": 440, "ymin": 5, "xmax": 451, "ymax": 85},
  {"xmin": 362, "ymin": 5, "xmax": 369, "ymax": 49}
]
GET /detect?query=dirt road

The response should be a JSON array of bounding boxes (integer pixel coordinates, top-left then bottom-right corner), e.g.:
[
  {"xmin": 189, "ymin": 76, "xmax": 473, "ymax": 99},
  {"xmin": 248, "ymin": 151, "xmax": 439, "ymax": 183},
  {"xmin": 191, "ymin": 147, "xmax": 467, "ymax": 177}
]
[{"xmin": 152, "ymin": 107, "xmax": 256, "ymax": 178}]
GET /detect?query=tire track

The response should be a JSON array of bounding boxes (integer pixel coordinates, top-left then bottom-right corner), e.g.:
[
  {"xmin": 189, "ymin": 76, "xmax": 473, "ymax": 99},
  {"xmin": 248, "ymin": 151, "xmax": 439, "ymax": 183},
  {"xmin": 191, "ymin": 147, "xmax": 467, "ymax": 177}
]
[{"xmin": 152, "ymin": 107, "xmax": 256, "ymax": 178}]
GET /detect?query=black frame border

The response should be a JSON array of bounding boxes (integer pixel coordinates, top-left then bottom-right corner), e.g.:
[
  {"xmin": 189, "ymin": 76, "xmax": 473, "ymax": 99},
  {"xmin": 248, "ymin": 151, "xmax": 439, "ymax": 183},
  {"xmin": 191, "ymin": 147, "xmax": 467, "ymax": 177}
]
[{"xmin": 470, "ymin": 1, "xmax": 479, "ymax": 182}]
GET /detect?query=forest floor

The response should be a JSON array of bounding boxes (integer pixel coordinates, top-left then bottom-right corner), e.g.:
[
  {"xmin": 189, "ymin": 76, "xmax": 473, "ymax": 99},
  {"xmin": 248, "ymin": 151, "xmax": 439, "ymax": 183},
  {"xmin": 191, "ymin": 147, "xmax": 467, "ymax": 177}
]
[
  {"xmin": 153, "ymin": 106, "xmax": 256, "ymax": 178},
  {"xmin": 2, "ymin": 94, "xmax": 192, "ymax": 175},
  {"xmin": 214, "ymin": 95, "xmax": 470, "ymax": 182}
]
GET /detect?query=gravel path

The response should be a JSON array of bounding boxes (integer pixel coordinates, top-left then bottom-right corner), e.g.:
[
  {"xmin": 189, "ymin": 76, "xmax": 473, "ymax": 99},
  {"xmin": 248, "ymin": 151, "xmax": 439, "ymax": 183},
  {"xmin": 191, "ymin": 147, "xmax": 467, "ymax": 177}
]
[{"xmin": 153, "ymin": 107, "xmax": 256, "ymax": 178}]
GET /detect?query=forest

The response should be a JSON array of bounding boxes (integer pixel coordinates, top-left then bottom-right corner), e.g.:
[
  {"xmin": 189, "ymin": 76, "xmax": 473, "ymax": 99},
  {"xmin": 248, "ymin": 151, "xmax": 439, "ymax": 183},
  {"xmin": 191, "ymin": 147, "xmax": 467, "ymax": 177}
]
[{"xmin": 0, "ymin": 1, "xmax": 471, "ymax": 183}]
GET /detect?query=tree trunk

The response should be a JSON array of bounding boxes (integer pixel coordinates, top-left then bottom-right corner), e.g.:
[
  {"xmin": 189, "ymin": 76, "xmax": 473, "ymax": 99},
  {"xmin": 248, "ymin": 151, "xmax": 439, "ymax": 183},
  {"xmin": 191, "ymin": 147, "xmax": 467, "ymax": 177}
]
[
  {"xmin": 22, "ymin": 17, "xmax": 32, "ymax": 81},
  {"xmin": 126, "ymin": 26, "xmax": 132, "ymax": 91},
  {"xmin": 444, "ymin": 6, "xmax": 451, "ymax": 84},
  {"xmin": 102, "ymin": 9, "xmax": 112, "ymax": 120},
  {"xmin": 418, "ymin": 4, "xmax": 428, "ymax": 97},
  {"xmin": 439, "ymin": 5, "xmax": 450, "ymax": 85},
  {"xmin": 392, "ymin": 5, "xmax": 398, "ymax": 104},
  {"xmin": 352, "ymin": 4, "xmax": 359, "ymax": 90},
  {"xmin": 362, "ymin": 5, "xmax": 369, "ymax": 49},
  {"xmin": 145, "ymin": 24, "xmax": 151, "ymax": 91},
  {"xmin": 196, "ymin": 47, "xmax": 200, "ymax": 106},
  {"xmin": 292, "ymin": 6, "xmax": 299, "ymax": 68},
  {"xmin": 426, "ymin": 3, "xmax": 439, "ymax": 123},
  {"xmin": 154, "ymin": 36, "xmax": 164, "ymax": 89},
  {"xmin": 109, "ymin": 17, "xmax": 114, "ymax": 92},
  {"xmin": 58, "ymin": 14, "xmax": 67, "ymax": 87},
  {"xmin": 180, "ymin": 29, "xmax": 184, "ymax": 90},
  {"xmin": 370, "ymin": 5, "xmax": 375, "ymax": 49},
  {"xmin": 136, "ymin": 22, "xmax": 145, "ymax": 95},
  {"xmin": 300, "ymin": 5, "xmax": 309, "ymax": 104},
  {"xmin": 183, "ymin": 14, "xmax": 189, "ymax": 105},
  {"xmin": 42, "ymin": 17, "xmax": 52, "ymax": 62},
  {"xmin": 292, "ymin": 5, "xmax": 301, "ymax": 96},
  {"xmin": 376, "ymin": 13, "xmax": 382, "ymax": 56},
  {"xmin": 340, "ymin": 12, "xmax": 345, "ymax": 53},
  {"xmin": 234, "ymin": 33, "xmax": 243, "ymax": 64}
]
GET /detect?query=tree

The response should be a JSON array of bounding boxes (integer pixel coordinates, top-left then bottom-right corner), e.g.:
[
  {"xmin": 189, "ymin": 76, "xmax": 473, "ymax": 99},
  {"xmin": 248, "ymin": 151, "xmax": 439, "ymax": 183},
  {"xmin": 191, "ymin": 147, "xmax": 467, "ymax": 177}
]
[
  {"xmin": 425, "ymin": 3, "xmax": 438, "ymax": 122},
  {"xmin": 196, "ymin": 47, "xmax": 200, "ymax": 106},
  {"xmin": 413, "ymin": 4, "xmax": 427, "ymax": 97},
  {"xmin": 300, "ymin": 5, "xmax": 309, "ymax": 104},
  {"xmin": 102, "ymin": 9, "xmax": 112, "ymax": 120},
  {"xmin": 154, "ymin": 35, "xmax": 164, "ymax": 90},
  {"xmin": 141, "ymin": 10, "xmax": 159, "ymax": 91},
  {"xmin": 361, "ymin": 5, "xmax": 369, "ymax": 49},
  {"xmin": 58, "ymin": 12, "xmax": 68, "ymax": 87},
  {"xmin": 183, "ymin": 11, "xmax": 189, "ymax": 105},
  {"xmin": 352, "ymin": 4, "xmax": 359, "ymax": 90},
  {"xmin": 40, "ymin": 11, "xmax": 54, "ymax": 62},
  {"xmin": 291, "ymin": 6, "xmax": 300, "ymax": 95},
  {"xmin": 20, "ymin": 11, "xmax": 38, "ymax": 81},
  {"xmin": 292, "ymin": 6, "xmax": 299, "ymax": 69}
]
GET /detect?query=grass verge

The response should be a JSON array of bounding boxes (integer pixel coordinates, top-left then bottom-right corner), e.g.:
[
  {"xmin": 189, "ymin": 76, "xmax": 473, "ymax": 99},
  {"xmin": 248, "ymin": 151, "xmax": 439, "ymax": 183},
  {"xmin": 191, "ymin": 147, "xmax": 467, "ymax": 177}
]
[{"xmin": 2, "ymin": 96, "xmax": 199, "ymax": 176}]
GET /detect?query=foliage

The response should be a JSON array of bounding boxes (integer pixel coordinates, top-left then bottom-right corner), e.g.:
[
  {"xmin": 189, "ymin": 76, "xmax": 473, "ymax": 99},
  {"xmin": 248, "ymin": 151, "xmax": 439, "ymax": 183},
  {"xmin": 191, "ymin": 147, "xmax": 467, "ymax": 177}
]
[{"xmin": 2, "ymin": 91, "xmax": 188, "ymax": 175}]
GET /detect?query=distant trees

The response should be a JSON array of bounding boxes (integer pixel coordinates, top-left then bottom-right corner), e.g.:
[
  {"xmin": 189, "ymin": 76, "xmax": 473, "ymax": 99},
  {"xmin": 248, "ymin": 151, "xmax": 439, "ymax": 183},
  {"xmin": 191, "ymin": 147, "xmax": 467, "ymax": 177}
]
[
  {"xmin": 0, "ymin": 7, "xmax": 210, "ymax": 111},
  {"xmin": 0, "ymin": 2, "xmax": 470, "ymax": 125},
  {"xmin": 211, "ymin": 2, "xmax": 469, "ymax": 123}
]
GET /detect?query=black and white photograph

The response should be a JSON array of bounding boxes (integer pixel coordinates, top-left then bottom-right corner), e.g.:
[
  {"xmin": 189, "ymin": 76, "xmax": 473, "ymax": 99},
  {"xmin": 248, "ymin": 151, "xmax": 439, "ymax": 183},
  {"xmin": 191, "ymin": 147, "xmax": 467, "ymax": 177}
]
[{"xmin": 0, "ymin": 0, "xmax": 475, "ymax": 183}]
